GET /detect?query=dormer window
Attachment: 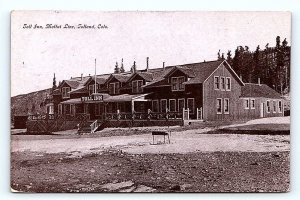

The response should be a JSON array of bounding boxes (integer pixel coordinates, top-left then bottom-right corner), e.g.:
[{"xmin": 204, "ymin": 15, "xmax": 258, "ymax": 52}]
[
  {"xmin": 109, "ymin": 82, "xmax": 120, "ymax": 95},
  {"xmin": 62, "ymin": 87, "xmax": 70, "ymax": 98},
  {"xmin": 132, "ymin": 80, "xmax": 143, "ymax": 93},
  {"xmin": 89, "ymin": 84, "xmax": 99, "ymax": 95},
  {"xmin": 171, "ymin": 76, "xmax": 185, "ymax": 91}
]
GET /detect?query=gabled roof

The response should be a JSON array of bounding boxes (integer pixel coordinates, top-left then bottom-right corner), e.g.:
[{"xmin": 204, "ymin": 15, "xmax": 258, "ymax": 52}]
[
  {"xmin": 164, "ymin": 66, "xmax": 196, "ymax": 78},
  {"xmin": 63, "ymin": 80, "xmax": 80, "ymax": 89},
  {"xmin": 104, "ymin": 73, "xmax": 132, "ymax": 84},
  {"xmin": 144, "ymin": 60, "xmax": 224, "ymax": 88},
  {"xmin": 69, "ymin": 86, "xmax": 88, "ymax": 94},
  {"xmin": 181, "ymin": 60, "xmax": 224, "ymax": 85},
  {"xmin": 241, "ymin": 83, "xmax": 282, "ymax": 99}
]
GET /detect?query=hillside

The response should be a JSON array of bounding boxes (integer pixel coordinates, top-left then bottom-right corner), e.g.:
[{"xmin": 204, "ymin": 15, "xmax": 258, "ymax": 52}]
[{"xmin": 11, "ymin": 88, "xmax": 52, "ymax": 117}]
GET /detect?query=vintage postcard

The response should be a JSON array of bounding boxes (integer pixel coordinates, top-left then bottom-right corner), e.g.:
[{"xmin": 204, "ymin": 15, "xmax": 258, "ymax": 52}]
[{"xmin": 11, "ymin": 11, "xmax": 291, "ymax": 193}]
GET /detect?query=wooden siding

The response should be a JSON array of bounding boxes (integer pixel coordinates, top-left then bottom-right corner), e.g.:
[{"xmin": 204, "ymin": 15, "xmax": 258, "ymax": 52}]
[
  {"xmin": 203, "ymin": 63, "xmax": 242, "ymax": 121},
  {"xmin": 145, "ymin": 69, "xmax": 203, "ymax": 119}
]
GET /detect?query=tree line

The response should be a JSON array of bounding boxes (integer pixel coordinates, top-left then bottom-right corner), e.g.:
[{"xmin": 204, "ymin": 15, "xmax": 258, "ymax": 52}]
[{"xmin": 219, "ymin": 36, "xmax": 290, "ymax": 95}]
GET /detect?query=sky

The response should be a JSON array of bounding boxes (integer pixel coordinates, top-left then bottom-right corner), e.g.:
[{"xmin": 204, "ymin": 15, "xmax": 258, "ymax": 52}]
[{"xmin": 11, "ymin": 11, "xmax": 291, "ymax": 96}]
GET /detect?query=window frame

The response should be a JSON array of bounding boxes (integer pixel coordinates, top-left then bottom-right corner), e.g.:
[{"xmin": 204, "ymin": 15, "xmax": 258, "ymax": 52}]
[
  {"xmin": 109, "ymin": 82, "xmax": 120, "ymax": 95},
  {"xmin": 89, "ymin": 84, "xmax": 99, "ymax": 95},
  {"xmin": 178, "ymin": 98, "xmax": 185, "ymax": 113},
  {"xmin": 226, "ymin": 77, "xmax": 231, "ymax": 91},
  {"xmin": 224, "ymin": 98, "xmax": 229, "ymax": 114},
  {"xmin": 214, "ymin": 76, "xmax": 220, "ymax": 90},
  {"xmin": 220, "ymin": 76, "xmax": 226, "ymax": 91},
  {"xmin": 132, "ymin": 80, "xmax": 143, "ymax": 93},
  {"xmin": 58, "ymin": 104, "xmax": 62, "ymax": 115},
  {"xmin": 217, "ymin": 98, "xmax": 222, "ymax": 114},
  {"xmin": 161, "ymin": 99, "xmax": 168, "ymax": 113},
  {"xmin": 187, "ymin": 98, "xmax": 195, "ymax": 114},
  {"xmin": 250, "ymin": 98, "xmax": 255, "ymax": 109},
  {"xmin": 244, "ymin": 99, "xmax": 250, "ymax": 109},
  {"xmin": 152, "ymin": 100, "xmax": 159, "ymax": 113},
  {"xmin": 278, "ymin": 100, "xmax": 283, "ymax": 113},
  {"xmin": 62, "ymin": 87, "xmax": 70, "ymax": 99},
  {"xmin": 171, "ymin": 76, "xmax": 185, "ymax": 91},
  {"xmin": 266, "ymin": 100, "xmax": 271, "ymax": 113},
  {"xmin": 169, "ymin": 99, "xmax": 177, "ymax": 112}
]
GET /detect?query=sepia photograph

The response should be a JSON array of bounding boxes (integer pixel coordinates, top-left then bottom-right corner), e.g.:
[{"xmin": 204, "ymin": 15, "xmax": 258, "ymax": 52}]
[{"xmin": 10, "ymin": 11, "xmax": 291, "ymax": 193}]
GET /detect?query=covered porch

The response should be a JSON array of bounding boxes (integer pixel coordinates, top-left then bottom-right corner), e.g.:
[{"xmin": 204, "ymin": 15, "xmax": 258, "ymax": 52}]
[{"xmin": 58, "ymin": 93, "xmax": 152, "ymax": 120}]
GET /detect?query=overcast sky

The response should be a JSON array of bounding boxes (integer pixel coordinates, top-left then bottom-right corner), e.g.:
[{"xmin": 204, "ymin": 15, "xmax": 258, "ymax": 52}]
[{"xmin": 11, "ymin": 11, "xmax": 291, "ymax": 96}]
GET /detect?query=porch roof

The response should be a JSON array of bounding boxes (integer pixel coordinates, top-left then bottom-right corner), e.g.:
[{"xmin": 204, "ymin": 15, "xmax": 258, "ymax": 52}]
[
  {"xmin": 60, "ymin": 93, "xmax": 151, "ymax": 104},
  {"xmin": 60, "ymin": 98, "xmax": 82, "ymax": 104},
  {"xmin": 105, "ymin": 93, "xmax": 151, "ymax": 102}
]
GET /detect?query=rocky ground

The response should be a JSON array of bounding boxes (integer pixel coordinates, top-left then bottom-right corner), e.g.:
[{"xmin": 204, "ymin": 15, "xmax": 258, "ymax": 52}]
[
  {"xmin": 11, "ymin": 150, "xmax": 289, "ymax": 193},
  {"xmin": 10, "ymin": 117, "xmax": 290, "ymax": 193}
]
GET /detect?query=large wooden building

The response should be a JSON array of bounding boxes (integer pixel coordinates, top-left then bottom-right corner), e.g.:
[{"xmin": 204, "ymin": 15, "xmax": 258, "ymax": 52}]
[{"xmin": 46, "ymin": 59, "xmax": 284, "ymax": 124}]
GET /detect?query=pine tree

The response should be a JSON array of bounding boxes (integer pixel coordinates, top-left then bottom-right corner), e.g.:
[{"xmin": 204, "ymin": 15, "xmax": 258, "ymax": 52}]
[
  {"xmin": 217, "ymin": 49, "xmax": 221, "ymax": 60},
  {"xmin": 253, "ymin": 45, "xmax": 261, "ymax": 83},
  {"xmin": 120, "ymin": 58, "xmax": 125, "ymax": 73},
  {"xmin": 226, "ymin": 50, "xmax": 233, "ymax": 66},
  {"xmin": 114, "ymin": 62, "xmax": 120, "ymax": 73},
  {"xmin": 131, "ymin": 61, "xmax": 136, "ymax": 73},
  {"xmin": 52, "ymin": 73, "xmax": 57, "ymax": 91}
]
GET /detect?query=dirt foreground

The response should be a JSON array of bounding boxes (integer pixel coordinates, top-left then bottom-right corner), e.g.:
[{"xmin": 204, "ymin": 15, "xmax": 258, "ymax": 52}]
[{"xmin": 11, "ymin": 117, "xmax": 290, "ymax": 192}]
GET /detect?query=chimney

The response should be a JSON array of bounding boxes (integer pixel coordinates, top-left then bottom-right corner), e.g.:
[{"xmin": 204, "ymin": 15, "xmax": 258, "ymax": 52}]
[
  {"xmin": 163, "ymin": 62, "xmax": 165, "ymax": 70},
  {"xmin": 146, "ymin": 57, "xmax": 149, "ymax": 71},
  {"xmin": 81, "ymin": 73, "xmax": 83, "ymax": 81},
  {"xmin": 258, "ymin": 78, "xmax": 261, "ymax": 86},
  {"xmin": 240, "ymin": 74, "xmax": 242, "ymax": 81}
]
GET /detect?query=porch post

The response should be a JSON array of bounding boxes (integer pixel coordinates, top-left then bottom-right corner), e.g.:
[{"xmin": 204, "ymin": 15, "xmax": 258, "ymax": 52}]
[{"xmin": 131, "ymin": 100, "xmax": 135, "ymax": 114}]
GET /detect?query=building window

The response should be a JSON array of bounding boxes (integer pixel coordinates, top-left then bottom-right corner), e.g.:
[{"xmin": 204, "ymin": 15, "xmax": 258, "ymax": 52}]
[
  {"xmin": 217, "ymin": 98, "xmax": 222, "ymax": 114},
  {"xmin": 48, "ymin": 105, "xmax": 54, "ymax": 115},
  {"xmin": 132, "ymin": 80, "xmax": 143, "ymax": 93},
  {"xmin": 95, "ymin": 103, "xmax": 100, "ymax": 116},
  {"xmin": 64, "ymin": 104, "xmax": 71, "ymax": 115},
  {"xmin": 224, "ymin": 98, "xmax": 229, "ymax": 114},
  {"xmin": 89, "ymin": 84, "xmax": 99, "ymax": 95},
  {"xmin": 273, "ymin": 100, "xmax": 277, "ymax": 113},
  {"xmin": 178, "ymin": 77, "xmax": 185, "ymax": 90},
  {"xmin": 152, "ymin": 100, "xmax": 159, "ymax": 113},
  {"xmin": 221, "ymin": 76, "xmax": 226, "ymax": 90},
  {"xmin": 178, "ymin": 98, "xmax": 185, "ymax": 113},
  {"xmin": 169, "ymin": 99, "xmax": 177, "ymax": 112},
  {"xmin": 58, "ymin": 104, "xmax": 62, "ymax": 115},
  {"xmin": 171, "ymin": 76, "xmax": 185, "ymax": 91},
  {"xmin": 187, "ymin": 98, "xmax": 195, "ymax": 114},
  {"xmin": 244, "ymin": 99, "xmax": 250, "ymax": 109},
  {"xmin": 226, "ymin": 77, "xmax": 231, "ymax": 91},
  {"xmin": 214, "ymin": 76, "xmax": 220, "ymax": 90},
  {"xmin": 70, "ymin": 104, "xmax": 75, "ymax": 115},
  {"xmin": 62, "ymin": 87, "xmax": 70, "ymax": 98},
  {"xmin": 109, "ymin": 82, "xmax": 120, "ymax": 95},
  {"xmin": 266, "ymin": 100, "xmax": 271, "ymax": 113},
  {"xmin": 278, "ymin": 100, "xmax": 283, "ymax": 113},
  {"xmin": 250, "ymin": 99, "xmax": 255, "ymax": 109},
  {"xmin": 161, "ymin": 99, "xmax": 167, "ymax": 112}
]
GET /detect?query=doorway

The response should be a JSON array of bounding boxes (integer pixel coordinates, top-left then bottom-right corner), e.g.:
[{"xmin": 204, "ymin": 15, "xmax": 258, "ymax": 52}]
[{"xmin": 260, "ymin": 103, "xmax": 264, "ymax": 118}]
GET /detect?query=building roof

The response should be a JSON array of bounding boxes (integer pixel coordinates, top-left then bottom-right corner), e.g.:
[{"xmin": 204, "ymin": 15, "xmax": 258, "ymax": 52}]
[
  {"xmin": 145, "ymin": 60, "xmax": 224, "ymax": 88},
  {"xmin": 182, "ymin": 60, "xmax": 224, "ymax": 85},
  {"xmin": 241, "ymin": 83, "xmax": 282, "ymax": 99},
  {"xmin": 64, "ymin": 80, "xmax": 80, "ymax": 89},
  {"xmin": 56, "ymin": 60, "xmax": 239, "ymax": 92},
  {"xmin": 69, "ymin": 86, "xmax": 88, "ymax": 94},
  {"xmin": 111, "ymin": 73, "xmax": 132, "ymax": 83}
]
